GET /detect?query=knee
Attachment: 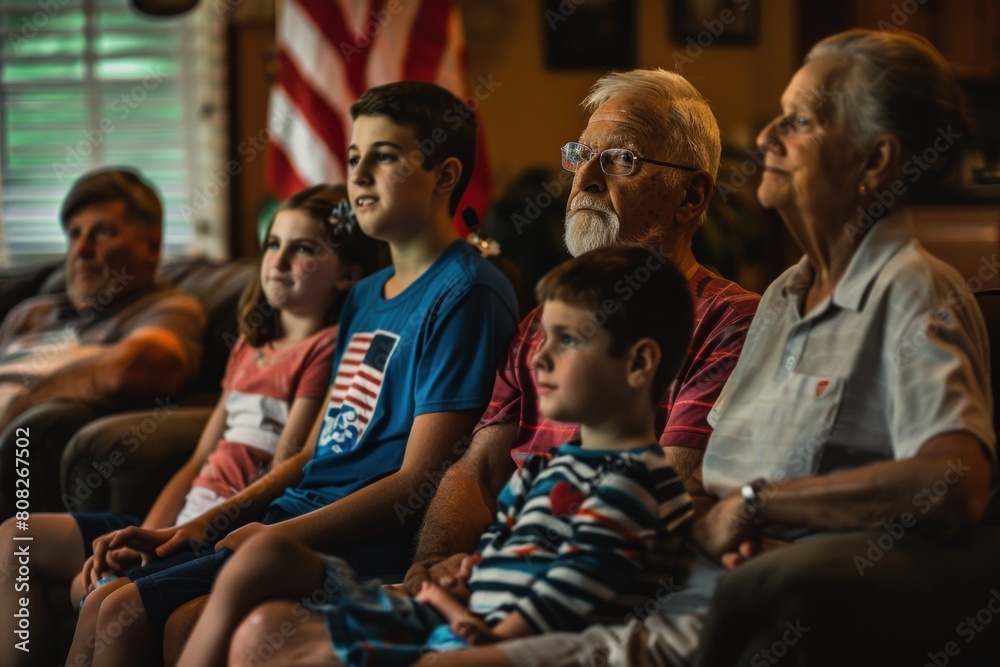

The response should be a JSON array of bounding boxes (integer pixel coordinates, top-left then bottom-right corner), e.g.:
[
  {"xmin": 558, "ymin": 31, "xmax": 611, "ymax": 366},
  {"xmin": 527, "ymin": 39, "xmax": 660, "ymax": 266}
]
[
  {"xmin": 95, "ymin": 583, "xmax": 144, "ymax": 632},
  {"xmin": 711, "ymin": 545, "xmax": 844, "ymax": 625},
  {"xmin": 229, "ymin": 601, "xmax": 300, "ymax": 667},
  {"xmin": 164, "ymin": 598, "xmax": 206, "ymax": 667},
  {"xmin": 711, "ymin": 560, "xmax": 805, "ymax": 620},
  {"xmin": 223, "ymin": 531, "xmax": 308, "ymax": 583},
  {"xmin": 244, "ymin": 530, "xmax": 308, "ymax": 564}
]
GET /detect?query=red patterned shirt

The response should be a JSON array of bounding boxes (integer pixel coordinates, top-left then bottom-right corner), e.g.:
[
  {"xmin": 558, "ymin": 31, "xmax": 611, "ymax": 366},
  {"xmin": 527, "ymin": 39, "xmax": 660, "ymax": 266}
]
[{"xmin": 476, "ymin": 265, "xmax": 760, "ymax": 467}]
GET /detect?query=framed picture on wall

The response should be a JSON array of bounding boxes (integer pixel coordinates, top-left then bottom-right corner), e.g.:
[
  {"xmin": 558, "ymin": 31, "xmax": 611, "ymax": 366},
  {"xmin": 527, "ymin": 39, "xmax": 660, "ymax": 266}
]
[
  {"xmin": 544, "ymin": 0, "xmax": 635, "ymax": 70},
  {"xmin": 671, "ymin": 0, "xmax": 760, "ymax": 46}
]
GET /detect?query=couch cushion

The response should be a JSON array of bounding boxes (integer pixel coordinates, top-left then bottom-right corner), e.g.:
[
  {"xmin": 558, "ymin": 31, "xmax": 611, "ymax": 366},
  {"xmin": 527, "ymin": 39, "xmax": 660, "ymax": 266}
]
[{"xmin": 157, "ymin": 258, "xmax": 257, "ymax": 395}]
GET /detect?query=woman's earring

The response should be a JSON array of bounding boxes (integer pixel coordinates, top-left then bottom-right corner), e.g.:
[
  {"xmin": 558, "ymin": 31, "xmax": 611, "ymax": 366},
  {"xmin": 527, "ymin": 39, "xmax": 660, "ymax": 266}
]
[{"xmin": 858, "ymin": 183, "xmax": 868, "ymax": 196}]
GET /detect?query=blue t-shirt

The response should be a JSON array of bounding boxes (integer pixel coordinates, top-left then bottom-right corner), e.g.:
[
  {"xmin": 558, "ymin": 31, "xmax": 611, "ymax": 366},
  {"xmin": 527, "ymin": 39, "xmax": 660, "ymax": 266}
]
[{"xmin": 269, "ymin": 240, "xmax": 518, "ymax": 519}]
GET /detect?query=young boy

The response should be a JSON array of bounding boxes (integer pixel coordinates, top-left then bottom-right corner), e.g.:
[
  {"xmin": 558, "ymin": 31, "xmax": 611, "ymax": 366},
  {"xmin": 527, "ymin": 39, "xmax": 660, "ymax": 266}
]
[
  {"xmin": 66, "ymin": 81, "xmax": 519, "ymax": 666},
  {"xmin": 177, "ymin": 245, "xmax": 696, "ymax": 667}
]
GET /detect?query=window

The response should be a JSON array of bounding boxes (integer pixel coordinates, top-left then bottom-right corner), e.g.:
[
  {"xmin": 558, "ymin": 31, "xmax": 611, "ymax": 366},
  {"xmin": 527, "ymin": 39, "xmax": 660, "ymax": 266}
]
[{"xmin": 0, "ymin": 0, "xmax": 228, "ymax": 266}]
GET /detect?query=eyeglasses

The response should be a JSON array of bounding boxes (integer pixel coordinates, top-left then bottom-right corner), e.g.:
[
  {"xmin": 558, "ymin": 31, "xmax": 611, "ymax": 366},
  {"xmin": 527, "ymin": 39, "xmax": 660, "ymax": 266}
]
[{"xmin": 560, "ymin": 142, "xmax": 697, "ymax": 176}]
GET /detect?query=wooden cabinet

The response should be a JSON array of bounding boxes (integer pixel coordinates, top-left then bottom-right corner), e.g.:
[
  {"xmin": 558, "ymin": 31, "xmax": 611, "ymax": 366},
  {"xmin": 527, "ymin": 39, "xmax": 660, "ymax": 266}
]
[
  {"xmin": 912, "ymin": 204, "xmax": 1000, "ymax": 291},
  {"xmin": 850, "ymin": 0, "xmax": 1000, "ymax": 79}
]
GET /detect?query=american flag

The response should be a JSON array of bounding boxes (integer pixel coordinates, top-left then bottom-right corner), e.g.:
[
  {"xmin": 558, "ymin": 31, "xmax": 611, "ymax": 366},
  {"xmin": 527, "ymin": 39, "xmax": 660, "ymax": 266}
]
[
  {"xmin": 266, "ymin": 0, "xmax": 492, "ymax": 233},
  {"xmin": 319, "ymin": 330, "xmax": 399, "ymax": 453}
]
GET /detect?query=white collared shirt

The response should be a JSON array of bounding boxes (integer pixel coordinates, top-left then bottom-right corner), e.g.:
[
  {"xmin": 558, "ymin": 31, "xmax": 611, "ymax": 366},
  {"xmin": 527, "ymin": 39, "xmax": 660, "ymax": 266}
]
[{"xmin": 702, "ymin": 212, "xmax": 995, "ymax": 525}]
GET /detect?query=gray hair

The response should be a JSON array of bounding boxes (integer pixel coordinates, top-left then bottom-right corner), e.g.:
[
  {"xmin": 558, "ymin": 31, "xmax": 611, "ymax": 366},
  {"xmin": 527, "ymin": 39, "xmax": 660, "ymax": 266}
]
[
  {"xmin": 583, "ymin": 68, "xmax": 721, "ymax": 179},
  {"xmin": 806, "ymin": 29, "xmax": 969, "ymax": 188}
]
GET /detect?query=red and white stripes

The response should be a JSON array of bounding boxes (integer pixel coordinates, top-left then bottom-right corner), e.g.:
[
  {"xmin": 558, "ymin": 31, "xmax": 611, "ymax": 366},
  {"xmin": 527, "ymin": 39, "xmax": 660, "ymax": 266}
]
[{"xmin": 266, "ymin": 0, "xmax": 492, "ymax": 232}]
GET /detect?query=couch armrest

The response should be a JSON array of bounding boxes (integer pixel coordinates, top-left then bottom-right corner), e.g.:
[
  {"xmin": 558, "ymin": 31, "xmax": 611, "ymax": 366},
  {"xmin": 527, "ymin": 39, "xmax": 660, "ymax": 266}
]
[
  {"xmin": 60, "ymin": 407, "xmax": 213, "ymax": 516},
  {"xmin": 0, "ymin": 260, "xmax": 62, "ymax": 325},
  {"xmin": 0, "ymin": 401, "xmax": 104, "ymax": 519}
]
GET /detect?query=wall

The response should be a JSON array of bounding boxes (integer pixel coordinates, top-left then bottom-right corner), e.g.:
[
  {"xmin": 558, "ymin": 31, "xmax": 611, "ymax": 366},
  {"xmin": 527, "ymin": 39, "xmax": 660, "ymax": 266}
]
[
  {"xmin": 460, "ymin": 0, "xmax": 798, "ymax": 194},
  {"xmin": 229, "ymin": 0, "xmax": 276, "ymax": 257}
]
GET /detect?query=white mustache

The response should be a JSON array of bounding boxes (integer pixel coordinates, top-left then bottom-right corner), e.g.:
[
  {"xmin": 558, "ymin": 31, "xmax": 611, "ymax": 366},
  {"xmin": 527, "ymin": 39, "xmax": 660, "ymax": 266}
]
[{"xmin": 568, "ymin": 195, "xmax": 614, "ymax": 216}]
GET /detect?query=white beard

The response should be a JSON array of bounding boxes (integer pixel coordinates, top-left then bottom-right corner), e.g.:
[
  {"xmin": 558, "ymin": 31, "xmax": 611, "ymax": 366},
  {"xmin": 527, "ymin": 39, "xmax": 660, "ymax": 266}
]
[{"xmin": 564, "ymin": 208, "xmax": 620, "ymax": 257}]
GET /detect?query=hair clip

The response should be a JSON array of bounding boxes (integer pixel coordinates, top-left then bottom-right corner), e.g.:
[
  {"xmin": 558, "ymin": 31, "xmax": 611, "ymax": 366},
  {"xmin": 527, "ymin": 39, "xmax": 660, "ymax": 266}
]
[
  {"xmin": 461, "ymin": 206, "xmax": 501, "ymax": 258},
  {"xmin": 328, "ymin": 200, "xmax": 357, "ymax": 235},
  {"xmin": 467, "ymin": 231, "xmax": 501, "ymax": 258}
]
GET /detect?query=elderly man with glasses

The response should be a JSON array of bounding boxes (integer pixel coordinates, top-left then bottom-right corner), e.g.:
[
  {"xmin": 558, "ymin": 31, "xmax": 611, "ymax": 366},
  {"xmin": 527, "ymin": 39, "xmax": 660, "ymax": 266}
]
[{"xmin": 223, "ymin": 69, "xmax": 760, "ymax": 667}]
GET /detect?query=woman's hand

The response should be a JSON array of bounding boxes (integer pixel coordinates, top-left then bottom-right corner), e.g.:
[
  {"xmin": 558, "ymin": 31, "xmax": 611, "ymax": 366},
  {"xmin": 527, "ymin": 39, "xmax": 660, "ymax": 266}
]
[
  {"xmin": 719, "ymin": 537, "xmax": 789, "ymax": 570},
  {"xmin": 692, "ymin": 492, "xmax": 763, "ymax": 564}
]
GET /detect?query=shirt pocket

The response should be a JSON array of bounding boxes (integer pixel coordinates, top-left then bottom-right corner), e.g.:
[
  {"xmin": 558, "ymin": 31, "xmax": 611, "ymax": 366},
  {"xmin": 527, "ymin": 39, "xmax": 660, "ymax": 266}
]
[{"xmin": 704, "ymin": 373, "xmax": 845, "ymax": 493}]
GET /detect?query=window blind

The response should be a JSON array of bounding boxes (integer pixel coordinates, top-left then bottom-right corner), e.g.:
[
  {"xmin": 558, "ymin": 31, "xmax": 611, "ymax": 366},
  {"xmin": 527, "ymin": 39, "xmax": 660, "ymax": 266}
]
[{"xmin": 0, "ymin": 0, "xmax": 228, "ymax": 266}]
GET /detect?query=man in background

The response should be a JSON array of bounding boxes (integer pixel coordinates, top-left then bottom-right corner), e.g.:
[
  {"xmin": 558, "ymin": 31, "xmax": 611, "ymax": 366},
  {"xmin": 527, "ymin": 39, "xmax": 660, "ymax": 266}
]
[{"xmin": 0, "ymin": 167, "xmax": 205, "ymax": 517}]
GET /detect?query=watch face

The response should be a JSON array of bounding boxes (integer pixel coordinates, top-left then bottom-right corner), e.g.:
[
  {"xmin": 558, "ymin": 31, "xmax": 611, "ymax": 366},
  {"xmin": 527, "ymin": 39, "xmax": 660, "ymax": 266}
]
[{"xmin": 742, "ymin": 478, "xmax": 767, "ymax": 511}]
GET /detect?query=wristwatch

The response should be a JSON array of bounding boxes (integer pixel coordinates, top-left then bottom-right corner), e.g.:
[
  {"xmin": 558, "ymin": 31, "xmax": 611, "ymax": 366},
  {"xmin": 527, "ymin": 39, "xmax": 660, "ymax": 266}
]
[{"xmin": 741, "ymin": 478, "xmax": 768, "ymax": 516}]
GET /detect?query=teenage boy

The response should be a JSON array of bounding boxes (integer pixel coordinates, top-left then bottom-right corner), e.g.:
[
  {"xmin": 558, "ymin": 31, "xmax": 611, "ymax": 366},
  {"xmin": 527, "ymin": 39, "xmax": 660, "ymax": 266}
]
[
  {"xmin": 174, "ymin": 245, "xmax": 696, "ymax": 667},
  {"xmin": 65, "ymin": 81, "xmax": 519, "ymax": 666}
]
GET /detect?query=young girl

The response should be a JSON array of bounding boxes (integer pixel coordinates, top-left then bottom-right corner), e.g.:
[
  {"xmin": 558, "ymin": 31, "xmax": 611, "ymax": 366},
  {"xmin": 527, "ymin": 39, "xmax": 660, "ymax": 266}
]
[{"xmin": 0, "ymin": 183, "xmax": 384, "ymax": 667}]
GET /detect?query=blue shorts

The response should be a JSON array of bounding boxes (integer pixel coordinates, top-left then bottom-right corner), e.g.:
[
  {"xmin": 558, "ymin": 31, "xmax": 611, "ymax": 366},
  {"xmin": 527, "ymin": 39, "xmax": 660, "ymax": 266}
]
[
  {"xmin": 66, "ymin": 546, "xmax": 229, "ymax": 667},
  {"xmin": 126, "ymin": 504, "xmax": 298, "ymax": 636},
  {"xmin": 71, "ymin": 512, "xmax": 142, "ymax": 559},
  {"xmin": 87, "ymin": 498, "xmax": 413, "ymax": 661},
  {"xmin": 130, "ymin": 548, "xmax": 234, "ymax": 645},
  {"xmin": 311, "ymin": 555, "xmax": 468, "ymax": 667},
  {"xmin": 127, "ymin": 516, "xmax": 414, "ymax": 658},
  {"xmin": 127, "ymin": 534, "xmax": 416, "ymax": 638}
]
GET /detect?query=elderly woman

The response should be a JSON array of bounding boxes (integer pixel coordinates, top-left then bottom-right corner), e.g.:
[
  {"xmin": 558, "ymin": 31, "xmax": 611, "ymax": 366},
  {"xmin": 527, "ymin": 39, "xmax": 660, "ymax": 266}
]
[{"xmin": 692, "ymin": 29, "xmax": 997, "ymax": 665}]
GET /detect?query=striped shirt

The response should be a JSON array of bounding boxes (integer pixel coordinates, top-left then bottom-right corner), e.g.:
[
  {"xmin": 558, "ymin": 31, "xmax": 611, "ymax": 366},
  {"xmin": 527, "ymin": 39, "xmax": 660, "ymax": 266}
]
[
  {"xmin": 466, "ymin": 443, "xmax": 693, "ymax": 633},
  {"xmin": 476, "ymin": 265, "xmax": 760, "ymax": 465}
]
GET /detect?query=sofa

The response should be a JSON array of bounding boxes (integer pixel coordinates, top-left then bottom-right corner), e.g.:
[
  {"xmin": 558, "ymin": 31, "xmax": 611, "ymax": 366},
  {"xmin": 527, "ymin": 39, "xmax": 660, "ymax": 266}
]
[{"xmin": 0, "ymin": 256, "xmax": 255, "ymax": 517}]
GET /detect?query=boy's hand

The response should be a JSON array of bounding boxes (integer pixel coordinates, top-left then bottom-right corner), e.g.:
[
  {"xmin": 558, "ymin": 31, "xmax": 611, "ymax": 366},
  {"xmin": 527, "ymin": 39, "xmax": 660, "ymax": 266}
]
[
  {"xmin": 415, "ymin": 581, "xmax": 467, "ymax": 621},
  {"xmin": 415, "ymin": 580, "xmax": 505, "ymax": 645},
  {"xmin": 450, "ymin": 616, "xmax": 501, "ymax": 645},
  {"xmin": 111, "ymin": 525, "xmax": 200, "ymax": 560},
  {"xmin": 215, "ymin": 521, "xmax": 267, "ymax": 552}
]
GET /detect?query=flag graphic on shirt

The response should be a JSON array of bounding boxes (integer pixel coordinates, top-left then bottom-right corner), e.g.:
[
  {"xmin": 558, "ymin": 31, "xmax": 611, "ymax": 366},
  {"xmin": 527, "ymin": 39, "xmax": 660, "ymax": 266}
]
[
  {"xmin": 318, "ymin": 331, "xmax": 399, "ymax": 454},
  {"xmin": 265, "ymin": 0, "xmax": 492, "ymax": 233}
]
